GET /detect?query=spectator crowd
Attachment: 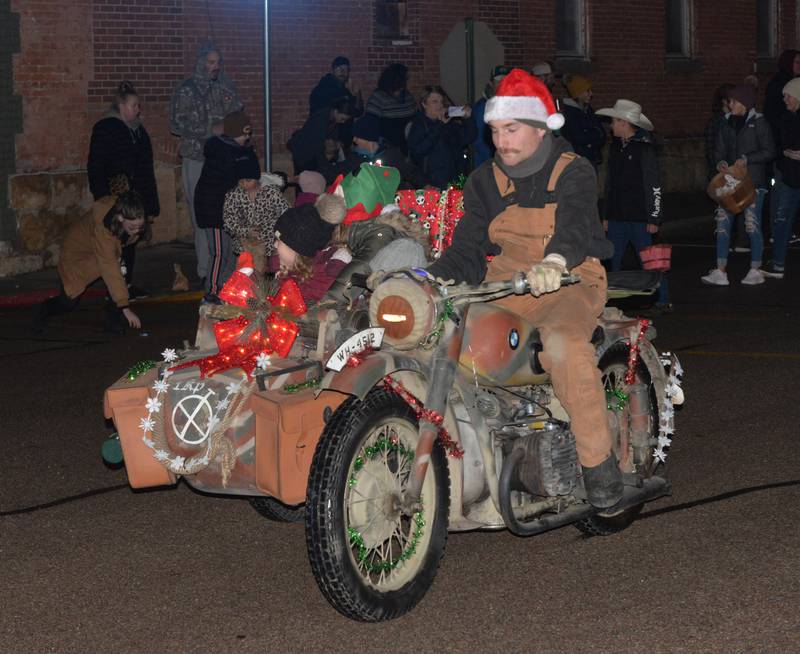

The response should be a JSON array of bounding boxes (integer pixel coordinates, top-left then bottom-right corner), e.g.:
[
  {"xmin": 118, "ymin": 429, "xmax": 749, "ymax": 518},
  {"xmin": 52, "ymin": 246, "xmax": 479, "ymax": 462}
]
[{"xmin": 31, "ymin": 43, "xmax": 800, "ymax": 333}]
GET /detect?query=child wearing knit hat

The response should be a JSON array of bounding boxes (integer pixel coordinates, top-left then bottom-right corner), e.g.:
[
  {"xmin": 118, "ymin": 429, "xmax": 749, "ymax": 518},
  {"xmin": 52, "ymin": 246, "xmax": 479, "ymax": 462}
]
[{"xmin": 273, "ymin": 192, "xmax": 352, "ymax": 302}]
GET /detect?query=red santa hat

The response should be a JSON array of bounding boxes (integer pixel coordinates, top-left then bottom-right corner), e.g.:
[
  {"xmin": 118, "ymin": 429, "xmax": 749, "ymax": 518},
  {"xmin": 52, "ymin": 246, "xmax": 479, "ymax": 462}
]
[{"xmin": 484, "ymin": 68, "xmax": 564, "ymax": 131}]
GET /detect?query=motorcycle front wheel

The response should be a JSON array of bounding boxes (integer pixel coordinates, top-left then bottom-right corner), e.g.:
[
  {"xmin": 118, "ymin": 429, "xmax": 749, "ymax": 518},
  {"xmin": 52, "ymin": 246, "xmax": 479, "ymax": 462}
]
[
  {"xmin": 575, "ymin": 342, "xmax": 659, "ymax": 536},
  {"xmin": 305, "ymin": 387, "xmax": 450, "ymax": 622}
]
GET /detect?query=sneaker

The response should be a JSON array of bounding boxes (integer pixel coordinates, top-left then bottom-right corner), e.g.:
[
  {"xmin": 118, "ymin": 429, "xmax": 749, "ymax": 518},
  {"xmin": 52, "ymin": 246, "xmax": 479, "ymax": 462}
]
[
  {"xmin": 701, "ymin": 268, "xmax": 729, "ymax": 286},
  {"xmin": 741, "ymin": 268, "xmax": 765, "ymax": 285},
  {"xmin": 760, "ymin": 261, "xmax": 785, "ymax": 279},
  {"xmin": 733, "ymin": 246, "xmax": 751, "ymax": 253},
  {"xmin": 127, "ymin": 285, "xmax": 150, "ymax": 301}
]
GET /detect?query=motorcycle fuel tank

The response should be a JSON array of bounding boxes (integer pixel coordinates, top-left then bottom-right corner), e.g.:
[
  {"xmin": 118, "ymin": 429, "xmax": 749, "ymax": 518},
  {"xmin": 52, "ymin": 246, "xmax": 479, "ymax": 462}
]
[{"xmin": 458, "ymin": 303, "xmax": 549, "ymax": 387}]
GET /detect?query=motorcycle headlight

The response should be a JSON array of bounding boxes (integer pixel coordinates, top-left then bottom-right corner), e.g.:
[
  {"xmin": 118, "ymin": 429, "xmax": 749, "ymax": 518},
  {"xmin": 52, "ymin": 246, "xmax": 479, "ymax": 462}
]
[{"xmin": 369, "ymin": 277, "xmax": 437, "ymax": 350}]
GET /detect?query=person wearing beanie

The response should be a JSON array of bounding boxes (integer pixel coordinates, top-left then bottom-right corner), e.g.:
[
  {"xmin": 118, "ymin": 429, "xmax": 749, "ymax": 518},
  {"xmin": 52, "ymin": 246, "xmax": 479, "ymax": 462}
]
[
  {"xmin": 195, "ymin": 111, "xmax": 260, "ymax": 302},
  {"xmin": 295, "ymin": 170, "xmax": 327, "ymax": 207},
  {"xmin": 407, "ymin": 85, "xmax": 478, "ymax": 188},
  {"xmin": 702, "ymin": 83, "xmax": 776, "ymax": 287},
  {"xmin": 761, "ymin": 77, "xmax": 800, "ymax": 279},
  {"xmin": 560, "ymin": 74, "xmax": 605, "ymax": 167},
  {"xmin": 316, "ymin": 113, "xmax": 426, "ymax": 188},
  {"xmin": 426, "ymin": 68, "xmax": 623, "ymax": 510},
  {"xmin": 764, "ymin": 50, "xmax": 800, "ymax": 147},
  {"xmin": 596, "ymin": 99, "xmax": 669, "ymax": 312},
  {"xmin": 272, "ymin": 192, "xmax": 351, "ymax": 302}
]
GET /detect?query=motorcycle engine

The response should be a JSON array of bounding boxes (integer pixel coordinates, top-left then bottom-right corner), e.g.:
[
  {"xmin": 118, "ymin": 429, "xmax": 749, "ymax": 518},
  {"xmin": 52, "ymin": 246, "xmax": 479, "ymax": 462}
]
[{"xmin": 504, "ymin": 420, "xmax": 578, "ymax": 497}]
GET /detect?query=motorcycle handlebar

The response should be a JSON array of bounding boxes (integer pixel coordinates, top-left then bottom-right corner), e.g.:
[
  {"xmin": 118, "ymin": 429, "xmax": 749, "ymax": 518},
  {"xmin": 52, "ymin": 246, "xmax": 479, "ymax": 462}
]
[{"xmin": 509, "ymin": 271, "xmax": 582, "ymax": 294}]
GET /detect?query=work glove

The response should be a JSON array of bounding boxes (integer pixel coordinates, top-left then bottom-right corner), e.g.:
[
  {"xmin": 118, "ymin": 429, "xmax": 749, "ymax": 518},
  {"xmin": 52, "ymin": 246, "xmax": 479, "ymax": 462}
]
[{"xmin": 527, "ymin": 254, "xmax": 567, "ymax": 297}]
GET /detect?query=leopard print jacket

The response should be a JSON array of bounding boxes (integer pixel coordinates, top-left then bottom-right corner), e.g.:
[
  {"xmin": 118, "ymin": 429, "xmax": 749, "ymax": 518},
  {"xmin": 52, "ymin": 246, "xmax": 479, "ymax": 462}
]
[{"xmin": 223, "ymin": 184, "xmax": 290, "ymax": 256}]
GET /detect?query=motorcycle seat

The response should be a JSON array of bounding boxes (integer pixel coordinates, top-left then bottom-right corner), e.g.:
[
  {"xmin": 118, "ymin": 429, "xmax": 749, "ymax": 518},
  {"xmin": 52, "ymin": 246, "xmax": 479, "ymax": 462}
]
[{"xmin": 606, "ymin": 270, "xmax": 661, "ymax": 294}]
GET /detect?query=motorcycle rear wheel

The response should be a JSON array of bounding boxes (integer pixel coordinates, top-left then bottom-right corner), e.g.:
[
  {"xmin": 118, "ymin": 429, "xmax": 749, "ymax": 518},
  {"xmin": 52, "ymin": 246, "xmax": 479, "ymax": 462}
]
[
  {"xmin": 305, "ymin": 387, "xmax": 450, "ymax": 622},
  {"xmin": 575, "ymin": 343, "xmax": 659, "ymax": 536}
]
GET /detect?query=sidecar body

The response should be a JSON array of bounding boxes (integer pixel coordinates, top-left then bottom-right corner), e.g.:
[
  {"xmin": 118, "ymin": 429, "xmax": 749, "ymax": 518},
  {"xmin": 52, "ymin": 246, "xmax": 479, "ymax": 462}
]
[{"xmin": 104, "ymin": 304, "xmax": 350, "ymax": 504}]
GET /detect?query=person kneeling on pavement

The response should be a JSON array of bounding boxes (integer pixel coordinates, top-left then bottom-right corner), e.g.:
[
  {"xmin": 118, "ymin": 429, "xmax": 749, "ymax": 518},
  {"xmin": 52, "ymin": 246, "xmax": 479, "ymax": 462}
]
[
  {"xmin": 33, "ymin": 191, "xmax": 146, "ymax": 334},
  {"xmin": 425, "ymin": 69, "xmax": 622, "ymax": 509}
]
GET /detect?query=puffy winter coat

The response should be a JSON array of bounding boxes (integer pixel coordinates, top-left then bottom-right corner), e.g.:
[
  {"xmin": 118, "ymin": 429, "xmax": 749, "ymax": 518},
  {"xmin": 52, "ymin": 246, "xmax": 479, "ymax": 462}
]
[
  {"xmin": 87, "ymin": 114, "xmax": 160, "ymax": 217},
  {"xmin": 194, "ymin": 137, "xmax": 260, "ymax": 229},
  {"xmin": 714, "ymin": 109, "xmax": 776, "ymax": 188}
]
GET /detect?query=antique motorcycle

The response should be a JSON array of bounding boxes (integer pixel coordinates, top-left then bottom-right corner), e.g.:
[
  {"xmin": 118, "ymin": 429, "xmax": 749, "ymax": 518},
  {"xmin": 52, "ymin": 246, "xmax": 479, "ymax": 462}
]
[{"xmin": 304, "ymin": 269, "xmax": 683, "ymax": 622}]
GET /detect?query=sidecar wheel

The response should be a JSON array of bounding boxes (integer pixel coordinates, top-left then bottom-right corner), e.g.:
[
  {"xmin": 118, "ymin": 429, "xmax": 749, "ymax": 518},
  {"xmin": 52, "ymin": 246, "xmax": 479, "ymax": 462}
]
[
  {"xmin": 575, "ymin": 343, "xmax": 658, "ymax": 537},
  {"xmin": 305, "ymin": 387, "xmax": 450, "ymax": 622},
  {"xmin": 248, "ymin": 497, "xmax": 304, "ymax": 522}
]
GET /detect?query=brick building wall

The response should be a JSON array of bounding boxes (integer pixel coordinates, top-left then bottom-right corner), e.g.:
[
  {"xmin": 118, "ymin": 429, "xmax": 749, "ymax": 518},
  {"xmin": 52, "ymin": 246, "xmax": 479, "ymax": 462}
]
[{"xmin": 3, "ymin": 0, "xmax": 800, "ymax": 260}]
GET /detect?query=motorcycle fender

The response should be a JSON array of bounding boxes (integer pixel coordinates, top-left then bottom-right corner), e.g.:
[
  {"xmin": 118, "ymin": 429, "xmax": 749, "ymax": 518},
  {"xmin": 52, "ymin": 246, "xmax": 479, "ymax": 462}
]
[
  {"xmin": 318, "ymin": 351, "xmax": 428, "ymax": 400},
  {"xmin": 319, "ymin": 354, "xmax": 472, "ymax": 531}
]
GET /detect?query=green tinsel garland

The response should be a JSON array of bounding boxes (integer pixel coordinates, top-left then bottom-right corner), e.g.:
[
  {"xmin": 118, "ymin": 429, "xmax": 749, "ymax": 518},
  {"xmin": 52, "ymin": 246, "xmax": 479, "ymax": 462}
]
[
  {"xmin": 606, "ymin": 388, "xmax": 629, "ymax": 411},
  {"xmin": 421, "ymin": 299, "xmax": 454, "ymax": 348},
  {"xmin": 282, "ymin": 378, "xmax": 320, "ymax": 394},
  {"xmin": 126, "ymin": 360, "xmax": 156, "ymax": 382},
  {"xmin": 347, "ymin": 437, "xmax": 422, "ymax": 573}
]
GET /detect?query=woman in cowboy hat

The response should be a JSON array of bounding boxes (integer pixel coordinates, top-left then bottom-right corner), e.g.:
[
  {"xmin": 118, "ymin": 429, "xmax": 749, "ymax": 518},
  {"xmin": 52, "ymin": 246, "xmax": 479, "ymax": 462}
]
[{"xmin": 597, "ymin": 99, "xmax": 670, "ymax": 312}]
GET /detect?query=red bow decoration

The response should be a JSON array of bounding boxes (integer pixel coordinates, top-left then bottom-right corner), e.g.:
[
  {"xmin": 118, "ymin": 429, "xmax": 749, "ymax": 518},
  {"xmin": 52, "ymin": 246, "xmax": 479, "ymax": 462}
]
[{"xmin": 171, "ymin": 268, "xmax": 307, "ymax": 379}]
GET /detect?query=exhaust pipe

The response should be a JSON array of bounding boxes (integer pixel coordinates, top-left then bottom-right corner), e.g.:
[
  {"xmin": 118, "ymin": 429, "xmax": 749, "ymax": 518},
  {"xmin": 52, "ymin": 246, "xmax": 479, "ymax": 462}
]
[{"xmin": 499, "ymin": 448, "xmax": 671, "ymax": 536}]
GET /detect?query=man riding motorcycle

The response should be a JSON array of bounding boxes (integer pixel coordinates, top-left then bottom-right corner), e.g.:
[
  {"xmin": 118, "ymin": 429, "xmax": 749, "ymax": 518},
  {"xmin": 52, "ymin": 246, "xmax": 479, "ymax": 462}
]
[{"xmin": 427, "ymin": 68, "xmax": 621, "ymax": 508}]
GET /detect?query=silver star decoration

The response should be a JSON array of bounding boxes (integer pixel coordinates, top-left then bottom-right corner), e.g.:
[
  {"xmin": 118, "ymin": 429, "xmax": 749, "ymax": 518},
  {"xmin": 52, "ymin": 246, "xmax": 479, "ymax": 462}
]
[
  {"xmin": 153, "ymin": 379, "xmax": 170, "ymax": 395},
  {"xmin": 161, "ymin": 348, "xmax": 178, "ymax": 363},
  {"xmin": 652, "ymin": 447, "xmax": 667, "ymax": 463},
  {"xmin": 145, "ymin": 397, "xmax": 162, "ymax": 413},
  {"xmin": 657, "ymin": 434, "xmax": 673, "ymax": 449},
  {"xmin": 139, "ymin": 416, "xmax": 155, "ymax": 433}
]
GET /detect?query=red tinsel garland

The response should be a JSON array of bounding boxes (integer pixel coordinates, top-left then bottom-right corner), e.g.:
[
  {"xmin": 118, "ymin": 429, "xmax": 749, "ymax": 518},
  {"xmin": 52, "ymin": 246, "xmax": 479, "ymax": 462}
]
[
  {"xmin": 624, "ymin": 318, "xmax": 650, "ymax": 386},
  {"xmin": 383, "ymin": 375, "xmax": 464, "ymax": 458}
]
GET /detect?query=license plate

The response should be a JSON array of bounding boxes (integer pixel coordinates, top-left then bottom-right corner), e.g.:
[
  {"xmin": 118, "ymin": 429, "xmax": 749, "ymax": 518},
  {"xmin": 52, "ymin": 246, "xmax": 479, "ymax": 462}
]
[{"xmin": 325, "ymin": 328, "xmax": 385, "ymax": 372}]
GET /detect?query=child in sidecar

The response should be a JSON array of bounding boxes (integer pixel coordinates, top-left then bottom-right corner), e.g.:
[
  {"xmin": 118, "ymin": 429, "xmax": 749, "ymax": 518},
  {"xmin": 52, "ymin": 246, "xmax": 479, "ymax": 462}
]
[{"xmin": 272, "ymin": 192, "xmax": 350, "ymax": 302}]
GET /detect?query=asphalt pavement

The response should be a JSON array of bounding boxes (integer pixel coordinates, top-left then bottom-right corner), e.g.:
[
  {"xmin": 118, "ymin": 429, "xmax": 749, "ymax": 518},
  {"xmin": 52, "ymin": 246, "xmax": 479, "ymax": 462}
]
[{"xmin": 2, "ymin": 200, "xmax": 799, "ymax": 653}]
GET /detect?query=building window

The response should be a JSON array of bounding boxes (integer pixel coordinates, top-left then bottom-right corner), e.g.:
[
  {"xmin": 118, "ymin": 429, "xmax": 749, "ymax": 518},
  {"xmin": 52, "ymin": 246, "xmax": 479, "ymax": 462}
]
[
  {"xmin": 757, "ymin": 0, "xmax": 777, "ymax": 58},
  {"xmin": 376, "ymin": 1, "xmax": 409, "ymax": 40},
  {"xmin": 556, "ymin": 0, "xmax": 586, "ymax": 58},
  {"xmin": 665, "ymin": 0, "xmax": 692, "ymax": 58}
]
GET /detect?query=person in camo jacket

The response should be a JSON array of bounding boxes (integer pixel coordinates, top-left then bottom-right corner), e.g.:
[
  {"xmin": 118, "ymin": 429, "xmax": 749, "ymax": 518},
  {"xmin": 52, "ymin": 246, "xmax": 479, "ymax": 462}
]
[{"xmin": 170, "ymin": 41, "xmax": 242, "ymax": 284}]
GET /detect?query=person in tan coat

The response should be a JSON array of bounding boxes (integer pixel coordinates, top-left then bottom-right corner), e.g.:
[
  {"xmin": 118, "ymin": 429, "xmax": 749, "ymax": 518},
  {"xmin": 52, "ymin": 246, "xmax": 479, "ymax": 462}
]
[{"xmin": 33, "ymin": 191, "xmax": 146, "ymax": 333}]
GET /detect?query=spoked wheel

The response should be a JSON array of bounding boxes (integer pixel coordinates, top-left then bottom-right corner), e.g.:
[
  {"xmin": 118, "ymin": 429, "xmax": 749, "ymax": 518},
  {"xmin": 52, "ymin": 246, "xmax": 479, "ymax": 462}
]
[
  {"xmin": 305, "ymin": 387, "xmax": 449, "ymax": 622},
  {"xmin": 575, "ymin": 342, "xmax": 659, "ymax": 536},
  {"xmin": 248, "ymin": 496, "xmax": 304, "ymax": 522}
]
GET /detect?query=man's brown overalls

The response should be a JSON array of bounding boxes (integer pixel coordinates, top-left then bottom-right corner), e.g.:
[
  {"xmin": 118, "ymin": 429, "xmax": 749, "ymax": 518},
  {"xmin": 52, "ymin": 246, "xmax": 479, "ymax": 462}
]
[{"xmin": 484, "ymin": 154, "xmax": 613, "ymax": 467}]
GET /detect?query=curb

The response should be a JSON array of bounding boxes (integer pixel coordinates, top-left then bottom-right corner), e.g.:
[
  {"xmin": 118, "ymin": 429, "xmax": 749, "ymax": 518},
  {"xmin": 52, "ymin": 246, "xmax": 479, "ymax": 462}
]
[{"xmin": 0, "ymin": 288, "xmax": 203, "ymax": 308}]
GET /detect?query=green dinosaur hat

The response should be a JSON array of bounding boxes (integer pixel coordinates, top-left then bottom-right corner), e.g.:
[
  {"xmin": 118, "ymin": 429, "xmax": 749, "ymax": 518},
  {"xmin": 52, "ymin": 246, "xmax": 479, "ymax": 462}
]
[{"xmin": 337, "ymin": 163, "xmax": 401, "ymax": 224}]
